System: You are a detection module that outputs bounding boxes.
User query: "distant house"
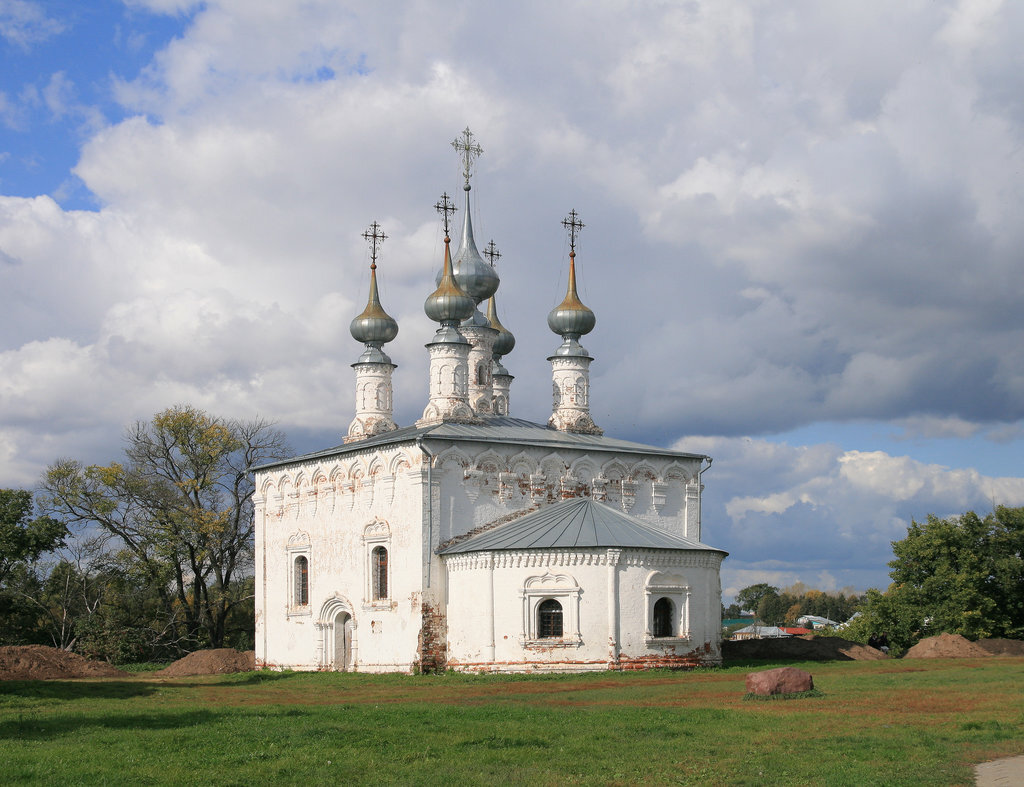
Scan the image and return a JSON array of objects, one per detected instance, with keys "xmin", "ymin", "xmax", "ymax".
[
  {"xmin": 780, "ymin": 627, "xmax": 813, "ymax": 636},
  {"xmin": 796, "ymin": 615, "xmax": 839, "ymax": 630},
  {"xmin": 731, "ymin": 624, "xmax": 791, "ymax": 640}
]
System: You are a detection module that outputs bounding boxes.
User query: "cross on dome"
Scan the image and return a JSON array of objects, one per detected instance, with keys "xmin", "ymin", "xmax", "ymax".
[
  {"xmin": 483, "ymin": 240, "xmax": 501, "ymax": 268},
  {"xmin": 561, "ymin": 209, "xmax": 584, "ymax": 254},
  {"xmin": 361, "ymin": 221, "xmax": 387, "ymax": 269},
  {"xmin": 452, "ymin": 126, "xmax": 483, "ymax": 188},
  {"xmin": 434, "ymin": 191, "xmax": 457, "ymax": 236}
]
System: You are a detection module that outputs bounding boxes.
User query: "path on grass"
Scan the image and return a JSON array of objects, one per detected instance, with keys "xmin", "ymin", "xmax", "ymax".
[{"xmin": 975, "ymin": 754, "xmax": 1024, "ymax": 786}]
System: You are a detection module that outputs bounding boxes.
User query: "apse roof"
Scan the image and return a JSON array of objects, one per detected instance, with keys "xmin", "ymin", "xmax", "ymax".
[
  {"xmin": 253, "ymin": 417, "xmax": 708, "ymax": 472},
  {"xmin": 437, "ymin": 497, "xmax": 727, "ymax": 555}
]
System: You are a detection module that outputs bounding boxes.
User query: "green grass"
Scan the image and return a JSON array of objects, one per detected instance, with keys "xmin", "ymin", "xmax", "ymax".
[{"xmin": 2, "ymin": 658, "xmax": 1023, "ymax": 785}]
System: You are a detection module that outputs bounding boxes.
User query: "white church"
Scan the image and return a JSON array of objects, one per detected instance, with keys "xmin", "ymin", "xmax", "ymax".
[{"xmin": 253, "ymin": 130, "xmax": 726, "ymax": 673}]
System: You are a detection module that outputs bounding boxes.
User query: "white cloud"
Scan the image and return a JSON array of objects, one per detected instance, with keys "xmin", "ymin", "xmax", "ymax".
[
  {"xmin": 681, "ymin": 433, "xmax": 1024, "ymax": 595},
  {"xmin": 0, "ymin": 0, "xmax": 64, "ymax": 50},
  {"xmin": 0, "ymin": 1, "xmax": 1023, "ymax": 613}
]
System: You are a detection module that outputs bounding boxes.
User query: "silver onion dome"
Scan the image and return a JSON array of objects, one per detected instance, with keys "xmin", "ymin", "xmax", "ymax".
[
  {"xmin": 351, "ymin": 265, "xmax": 399, "ymax": 346},
  {"xmin": 425, "ymin": 234, "xmax": 476, "ymax": 329},
  {"xmin": 547, "ymin": 249, "xmax": 596, "ymax": 340},
  {"xmin": 486, "ymin": 295, "xmax": 515, "ymax": 358},
  {"xmin": 439, "ymin": 185, "xmax": 500, "ymax": 306}
]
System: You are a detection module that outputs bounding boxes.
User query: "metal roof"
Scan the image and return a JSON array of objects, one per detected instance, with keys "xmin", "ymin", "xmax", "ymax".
[
  {"xmin": 254, "ymin": 417, "xmax": 708, "ymax": 472},
  {"xmin": 438, "ymin": 497, "xmax": 727, "ymax": 555}
]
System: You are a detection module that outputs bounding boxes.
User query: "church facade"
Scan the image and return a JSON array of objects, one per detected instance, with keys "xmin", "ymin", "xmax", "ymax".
[{"xmin": 253, "ymin": 131, "xmax": 726, "ymax": 672}]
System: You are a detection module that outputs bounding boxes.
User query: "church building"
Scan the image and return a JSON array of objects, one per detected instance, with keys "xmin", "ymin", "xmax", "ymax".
[{"xmin": 253, "ymin": 130, "xmax": 727, "ymax": 672}]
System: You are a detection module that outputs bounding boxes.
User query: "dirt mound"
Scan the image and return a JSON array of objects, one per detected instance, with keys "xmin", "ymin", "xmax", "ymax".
[
  {"xmin": 723, "ymin": 636, "xmax": 886, "ymax": 662},
  {"xmin": 0, "ymin": 645, "xmax": 125, "ymax": 680},
  {"xmin": 906, "ymin": 633, "xmax": 1007, "ymax": 659},
  {"xmin": 155, "ymin": 648, "xmax": 255, "ymax": 677},
  {"xmin": 975, "ymin": 638, "xmax": 1024, "ymax": 656}
]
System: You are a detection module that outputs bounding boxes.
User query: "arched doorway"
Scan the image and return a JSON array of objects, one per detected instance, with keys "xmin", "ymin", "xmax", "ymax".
[{"xmin": 334, "ymin": 611, "xmax": 352, "ymax": 671}]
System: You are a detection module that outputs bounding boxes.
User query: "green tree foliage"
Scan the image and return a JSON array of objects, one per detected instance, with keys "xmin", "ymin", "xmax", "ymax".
[
  {"xmin": 42, "ymin": 405, "xmax": 290, "ymax": 652},
  {"xmin": 731, "ymin": 582, "xmax": 863, "ymax": 628},
  {"xmin": 735, "ymin": 583, "xmax": 779, "ymax": 615},
  {"xmin": 0, "ymin": 490, "xmax": 67, "ymax": 645},
  {"xmin": 756, "ymin": 591, "xmax": 788, "ymax": 626},
  {"xmin": 858, "ymin": 506, "xmax": 1024, "ymax": 648},
  {"xmin": 0, "ymin": 489, "xmax": 66, "ymax": 586}
]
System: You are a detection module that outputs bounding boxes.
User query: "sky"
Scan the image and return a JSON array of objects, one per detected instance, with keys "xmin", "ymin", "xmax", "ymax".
[{"xmin": 2, "ymin": 0, "xmax": 1023, "ymax": 602}]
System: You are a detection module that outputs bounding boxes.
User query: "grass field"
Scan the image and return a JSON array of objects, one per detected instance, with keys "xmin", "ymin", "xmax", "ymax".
[{"xmin": 2, "ymin": 658, "xmax": 1023, "ymax": 785}]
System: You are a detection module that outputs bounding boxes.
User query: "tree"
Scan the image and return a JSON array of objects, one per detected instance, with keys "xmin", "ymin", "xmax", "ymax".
[
  {"xmin": 857, "ymin": 506, "xmax": 1024, "ymax": 649},
  {"xmin": 42, "ymin": 406, "xmax": 290, "ymax": 651},
  {"xmin": 0, "ymin": 490, "xmax": 67, "ymax": 646},
  {"xmin": 756, "ymin": 592, "xmax": 788, "ymax": 626},
  {"xmin": 0, "ymin": 489, "xmax": 66, "ymax": 587},
  {"xmin": 735, "ymin": 583, "xmax": 780, "ymax": 616}
]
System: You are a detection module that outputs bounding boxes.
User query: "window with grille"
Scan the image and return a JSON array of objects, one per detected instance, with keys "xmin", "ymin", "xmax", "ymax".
[
  {"xmin": 294, "ymin": 555, "xmax": 309, "ymax": 606},
  {"xmin": 653, "ymin": 597, "xmax": 673, "ymax": 637},
  {"xmin": 537, "ymin": 598, "xmax": 563, "ymax": 638},
  {"xmin": 371, "ymin": 546, "xmax": 388, "ymax": 600}
]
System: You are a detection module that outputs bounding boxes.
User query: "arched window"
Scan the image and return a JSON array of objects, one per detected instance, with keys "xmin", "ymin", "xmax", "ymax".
[
  {"xmin": 653, "ymin": 597, "xmax": 673, "ymax": 637},
  {"xmin": 538, "ymin": 599, "xmax": 563, "ymax": 638},
  {"xmin": 294, "ymin": 555, "xmax": 309, "ymax": 606},
  {"xmin": 371, "ymin": 546, "xmax": 388, "ymax": 600}
]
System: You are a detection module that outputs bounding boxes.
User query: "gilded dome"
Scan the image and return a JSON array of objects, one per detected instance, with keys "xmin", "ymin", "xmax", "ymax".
[{"xmin": 547, "ymin": 251, "xmax": 596, "ymax": 338}]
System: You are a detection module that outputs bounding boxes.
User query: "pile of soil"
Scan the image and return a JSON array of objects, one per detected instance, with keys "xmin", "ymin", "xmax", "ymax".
[
  {"xmin": 905, "ymin": 633, "xmax": 1004, "ymax": 659},
  {"xmin": 723, "ymin": 635, "xmax": 886, "ymax": 662},
  {"xmin": 0, "ymin": 645, "xmax": 125, "ymax": 680},
  {"xmin": 155, "ymin": 648, "xmax": 255, "ymax": 677},
  {"xmin": 975, "ymin": 638, "xmax": 1024, "ymax": 657}
]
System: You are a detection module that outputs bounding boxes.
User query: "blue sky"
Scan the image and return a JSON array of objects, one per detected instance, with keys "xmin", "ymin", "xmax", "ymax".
[
  {"xmin": 2, "ymin": 0, "xmax": 1023, "ymax": 601},
  {"xmin": 1, "ymin": 1, "xmax": 189, "ymax": 207}
]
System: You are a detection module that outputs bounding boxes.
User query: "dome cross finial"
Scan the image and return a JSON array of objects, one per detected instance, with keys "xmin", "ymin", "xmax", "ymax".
[
  {"xmin": 361, "ymin": 221, "xmax": 387, "ymax": 270},
  {"xmin": 483, "ymin": 239, "xmax": 501, "ymax": 268},
  {"xmin": 452, "ymin": 126, "xmax": 483, "ymax": 189},
  {"xmin": 561, "ymin": 209, "xmax": 584, "ymax": 254},
  {"xmin": 434, "ymin": 191, "xmax": 457, "ymax": 237}
]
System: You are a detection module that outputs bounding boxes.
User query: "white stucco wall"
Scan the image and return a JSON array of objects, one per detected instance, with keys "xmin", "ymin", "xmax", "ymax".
[
  {"xmin": 253, "ymin": 432, "xmax": 720, "ymax": 673},
  {"xmin": 443, "ymin": 548, "xmax": 724, "ymax": 672},
  {"xmin": 254, "ymin": 444, "xmax": 432, "ymax": 672}
]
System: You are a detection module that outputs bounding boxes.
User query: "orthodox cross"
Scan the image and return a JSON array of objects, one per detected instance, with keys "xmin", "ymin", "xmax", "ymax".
[
  {"xmin": 561, "ymin": 209, "xmax": 584, "ymax": 254},
  {"xmin": 434, "ymin": 191, "xmax": 457, "ymax": 236},
  {"xmin": 362, "ymin": 221, "xmax": 387, "ymax": 269},
  {"xmin": 452, "ymin": 126, "xmax": 483, "ymax": 187},
  {"xmin": 483, "ymin": 240, "xmax": 501, "ymax": 268}
]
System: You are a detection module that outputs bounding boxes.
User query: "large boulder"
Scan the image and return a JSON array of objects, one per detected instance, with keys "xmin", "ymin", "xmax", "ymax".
[{"xmin": 746, "ymin": 666, "xmax": 814, "ymax": 696}]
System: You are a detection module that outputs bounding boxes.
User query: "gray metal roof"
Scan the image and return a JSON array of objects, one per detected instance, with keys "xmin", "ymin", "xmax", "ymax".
[
  {"xmin": 254, "ymin": 417, "xmax": 708, "ymax": 472},
  {"xmin": 438, "ymin": 497, "xmax": 727, "ymax": 555}
]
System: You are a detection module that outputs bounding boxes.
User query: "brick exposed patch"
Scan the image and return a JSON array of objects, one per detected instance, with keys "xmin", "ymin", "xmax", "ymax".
[{"xmin": 416, "ymin": 601, "xmax": 447, "ymax": 673}]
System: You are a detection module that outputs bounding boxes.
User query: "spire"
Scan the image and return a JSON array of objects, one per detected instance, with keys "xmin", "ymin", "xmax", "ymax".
[
  {"xmin": 547, "ymin": 210, "xmax": 601, "ymax": 435},
  {"xmin": 547, "ymin": 210, "xmax": 596, "ymax": 353},
  {"xmin": 347, "ymin": 221, "xmax": 399, "ymax": 441},
  {"xmin": 350, "ymin": 221, "xmax": 399, "ymax": 363},
  {"xmin": 444, "ymin": 127, "xmax": 499, "ymax": 317},
  {"xmin": 424, "ymin": 192, "xmax": 476, "ymax": 336}
]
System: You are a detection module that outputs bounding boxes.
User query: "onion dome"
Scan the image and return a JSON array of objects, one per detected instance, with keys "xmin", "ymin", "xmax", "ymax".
[
  {"xmin": 446, "ymin": 185, "xmax": 500, "ymax": 306},
  {"xmin": 425, "ymin": 231, "xmax": 476, "ymax": 333},
  {"xmin": 547, "ymin": 248, "xmax": 596, "ymax": 340},
  {"xmin": 486, "ymin": 295, "xmax": 515, "ymax": 358},
  {"xmin": 351, "ymin": 223, "xmax": 399, "ymax": 363}
]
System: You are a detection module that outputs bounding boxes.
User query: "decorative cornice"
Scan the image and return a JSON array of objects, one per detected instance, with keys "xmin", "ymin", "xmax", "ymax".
[{"xmin": 443, "ymin": 548, "xmax": 723, "ymax": 572}]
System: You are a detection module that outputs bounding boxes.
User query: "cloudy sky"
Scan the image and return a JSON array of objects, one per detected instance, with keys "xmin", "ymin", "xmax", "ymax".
[{"xmin": 3, "ymin": 0, "xmax": 1023, "ymax": 601}]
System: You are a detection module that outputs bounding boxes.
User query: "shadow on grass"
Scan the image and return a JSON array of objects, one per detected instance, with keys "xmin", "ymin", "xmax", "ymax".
[
  {"xmin": 0, "ymin": 707, "xmax": 227, "ymax": 741},
  {"xmin": 0, "ymin": 680, "xmax": 160, "ymax": 701},
  {"xmin": 142, "ymin": 670, "xmax": 308, "ymax": 688}
]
